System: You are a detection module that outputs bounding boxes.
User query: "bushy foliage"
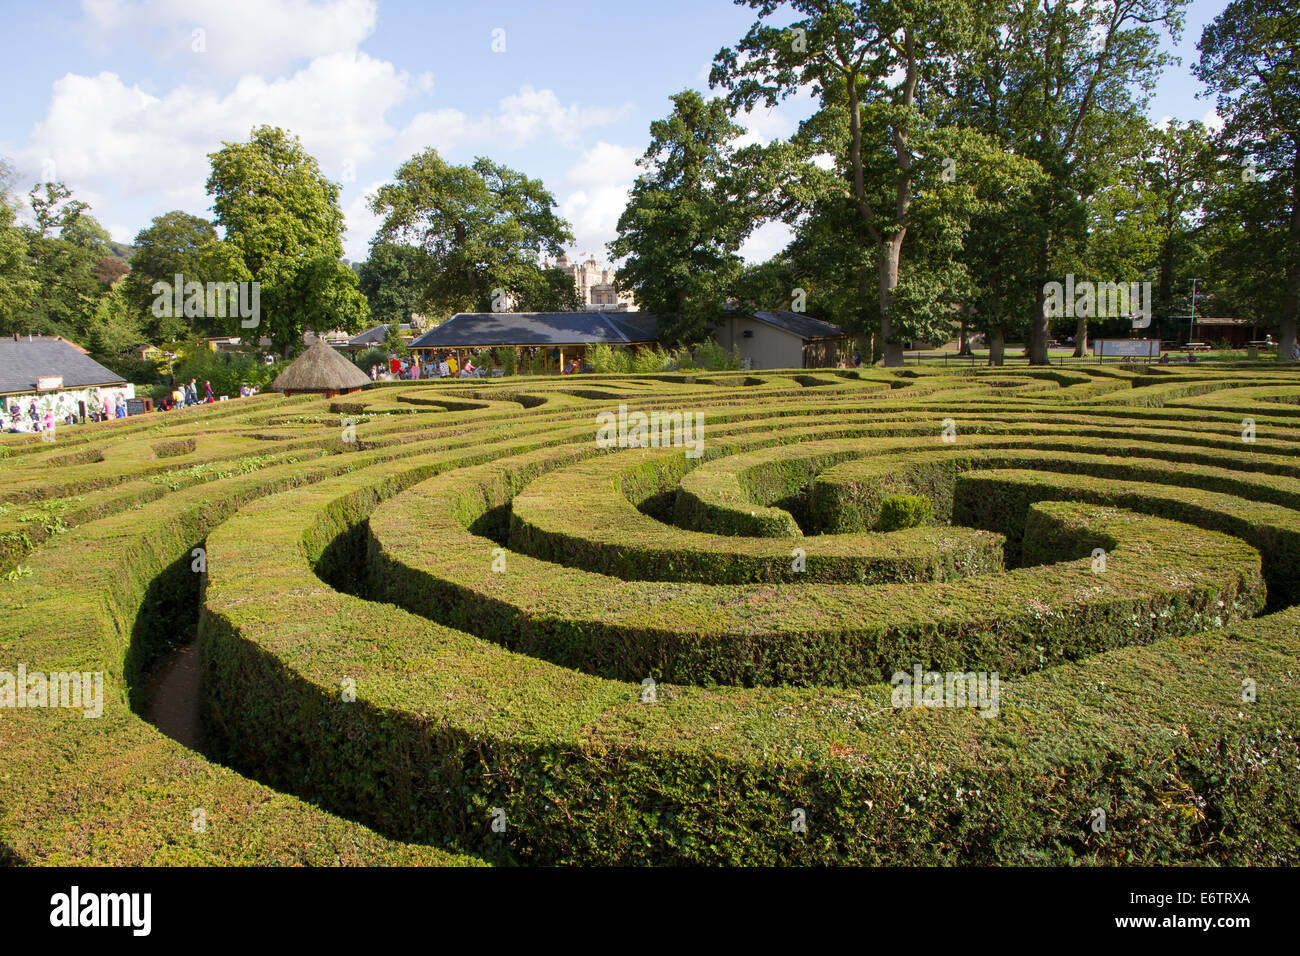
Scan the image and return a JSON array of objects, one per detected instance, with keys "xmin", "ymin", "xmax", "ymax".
[
  {"xmin": 172, "ymin": 346, "xmax": 280, "ymax": 398},
  {"xmin": 876, "ymin": 493, "xmax": 935, "ymax": 532},
  {"xmin": 354, "ymin": 346, "xmax": 388, "ymax": 373}
]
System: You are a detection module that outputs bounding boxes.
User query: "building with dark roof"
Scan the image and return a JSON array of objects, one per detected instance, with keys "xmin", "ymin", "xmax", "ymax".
[
  {"xmin": 713, "ymin": 310, "xmax": 851, "ymax": 369},
  {"xmin": 1190, "ymin": 317, "xmax": 1257, "ymax": 349},
  {"xmin": 410, "ymin": 312, "xmax": 657, "ymax": 350},
  {"xmin": 0, "ymin": 336, "xmax": 135, "ymax": 429},
  {"xmin": 346, "ymin": 323, "xmax": 411, "ymax": 351},
  {"xmin": 409, "ymin": 311, "xmax": 658, "ymax": 371}
]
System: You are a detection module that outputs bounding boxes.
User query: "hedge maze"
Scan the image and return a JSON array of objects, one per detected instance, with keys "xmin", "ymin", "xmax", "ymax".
[{"xmin": 2, "ymin": 365, "xmax": 1299, "ymax": 865}]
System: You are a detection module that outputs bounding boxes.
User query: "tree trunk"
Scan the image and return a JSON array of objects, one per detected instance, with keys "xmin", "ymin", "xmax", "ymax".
[
  {"xmin": 988, "ymin": 325, "xmax": 1005, "ymax": 366},
  {"xmin": 1029, "ymin": 224, "xmax": 1051, "ymax": 365},
  {"xmin": 879, "ymin": 235, "xmax": 905, "ymax": 367},
  {"xmin": 959, "ymin": 315, "xmax": 972, "ymax": 356},
  {"xmin": 1072, "ymin": 313, "xmax": 1088, "ymax": 358}
]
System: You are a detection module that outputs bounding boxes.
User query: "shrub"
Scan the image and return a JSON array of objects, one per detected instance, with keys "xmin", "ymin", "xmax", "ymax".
[
  {"xmin": 586, "ymin": 343, "xmax": 631, "ymax": 374},
  {"xmin": 876, "ymin": 493, "xmax": 933, "ymax": 531}
]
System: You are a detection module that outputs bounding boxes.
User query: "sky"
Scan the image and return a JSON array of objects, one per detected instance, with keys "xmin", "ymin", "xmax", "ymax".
[{"xmin": 0, "ymin": 0, "xmax": 1231, "ymax": 266}]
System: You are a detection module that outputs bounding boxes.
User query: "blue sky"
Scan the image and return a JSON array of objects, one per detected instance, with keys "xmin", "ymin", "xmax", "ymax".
[{"xmin": 0, "ymin": 0, "xmax": 1230, "ymax": 264}]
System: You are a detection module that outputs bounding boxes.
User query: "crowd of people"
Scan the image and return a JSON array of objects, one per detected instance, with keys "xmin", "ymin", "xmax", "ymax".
[
  {"xmin": 1, "ymin": 393, "xmax": 129, "ymax": 433},
  {"xmin": 0, "ymin": 376, "xmax": 267, "ymax": 433},
  {"xmin": 369, "ymin": 352, "xmax": 488, "ymax": 381},
  {"xmin": 160, "ymin": 378, "xmax": 231, "ymax": 410},
  {"xmin": 367, "ymin": 349, "xmax": 593, "ymax": 381}
]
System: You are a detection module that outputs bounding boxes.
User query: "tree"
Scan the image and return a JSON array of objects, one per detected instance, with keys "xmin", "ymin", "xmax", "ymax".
[
  {"xmin": 1073, "ymin": 119, "xmax": 1215, "ymax": 349},
  {"xmin": 609, "ymin": 90, "xmax": 754, "ymax": 346},
  {"xmin": 124, "ymin": 211, "xmax": 248, "ymax": 342},
  {"xmin": 11, "ymin": 187, "xmax": 110, "ymax": 339},
  {"xmin": 1199, "ymin": 152, "xmax": 1289, "ymax": 332},
  {"xmin": 0, "ymin": 161, "xmax": 36, "ymax": 327},
  {"xmin": 713, "ymin": 0, "xmax": 1017, "ymax": 365},
  {"xmin": 383, "ymin": 320, "xmax": 408, "ymax": 357},
  {"xmin": 1195, "ymin": 0, "xmax": 1300, "ymax": 360},
  {"xmin": 207, "ymin": 126, "xmax": 369, "ymax": 350},
  {"xmin": 512, "ymin": 265, "xmax": 584, "ymax": 313},
  {"xmin": 369, "ymin": 150, "xmax": 573, "ymax": 317},
  {"xmin": 952, "ymin": 0, "xmax": 1188, "ymax": 364},
  {"xmin": 28, "ymin": 182, "xmax": 88, "ymax": 239},
  {"xmin": 85, "ymin": 285, "xmax": 145, "ymax": 356},
  {"xmin": 357, "ymin": 242, "xmax": 425, "ymax": 326}
]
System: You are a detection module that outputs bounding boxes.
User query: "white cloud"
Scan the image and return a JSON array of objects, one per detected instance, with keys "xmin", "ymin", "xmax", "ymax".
[
  {"xmin": 739, "ymin": 220, "xmax": 792, "ymax": 264},
  {"xmin": 394, "ymin": 85, "xmax": 632, "ymax": 158},
  {"xmin": 342, "ymin": 178, "xmax": 388, "ymax": 261},
  {"xmin": 1201, "ymin": 108, "xmax": 1224, "ymax": 133},
  {"xmin": 18, "ymin": 51, "xmax": 415, "ymax": 230},
  {"xmin": 81, "ymin": 0, "xmax": 378, "ymax": 76},
  {"xmin": 557, "ymin": 142, "xmax": 640, "ymax": 259}
]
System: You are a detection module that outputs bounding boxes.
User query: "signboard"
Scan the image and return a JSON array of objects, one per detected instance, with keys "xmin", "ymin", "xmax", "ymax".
[
  {"xmin": 1092, "ymin": 339, "xmax": 1160, "ymax": 358},
  {"xmin": 36, "ymin": 376, "xmax": 63, "ymax": 390},
  {"xmin": 125, "ymin": 398, "xmax": 153, "ymax": 416}
]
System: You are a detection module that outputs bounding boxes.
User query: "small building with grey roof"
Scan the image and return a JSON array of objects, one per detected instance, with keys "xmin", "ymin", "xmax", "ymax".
[
  {"xmin": 0, "ymin": 335, "xmax": 135, "ymax": 429},
  {"xmin": 712, "ymin": 310, "xmax": 851, "ymax": 370}
]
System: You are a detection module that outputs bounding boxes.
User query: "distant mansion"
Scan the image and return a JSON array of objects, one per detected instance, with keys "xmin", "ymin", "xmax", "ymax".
[{"xmin": 547, "ymin": 253, "xmax": 637, "ymax": 311}]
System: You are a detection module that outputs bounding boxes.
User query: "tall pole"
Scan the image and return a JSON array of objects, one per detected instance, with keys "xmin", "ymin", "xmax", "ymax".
[{"xmin": 1189, "ymin": 278, "xmax": 1198, "ymax": 345}]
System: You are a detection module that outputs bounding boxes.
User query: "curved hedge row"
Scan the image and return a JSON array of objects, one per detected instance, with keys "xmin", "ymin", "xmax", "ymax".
[{"xmin": 5, "ymin": 365, "xmax": 1299, "ymax": 865}]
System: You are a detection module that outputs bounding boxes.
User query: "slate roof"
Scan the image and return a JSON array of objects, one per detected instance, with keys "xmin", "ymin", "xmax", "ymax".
[
  {"xmin": 0, "ymin": 336, "xmax": 128, "ymax": 396},
  {"xmin": 748, "ymin": 310, "xmax": 847, "ymax": 340},
  {"xmin": 348, "ymin": 323, "xmax": 410, "ymax": 347},
  {"xmin": 409, "ymin": 312, "xmax": 658, "ymax": 349}
]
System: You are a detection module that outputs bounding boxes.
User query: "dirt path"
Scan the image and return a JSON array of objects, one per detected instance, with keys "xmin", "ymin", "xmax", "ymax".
[{"xmin": 143, "ymin": 641, "xmax": 204, "ymax": 752}]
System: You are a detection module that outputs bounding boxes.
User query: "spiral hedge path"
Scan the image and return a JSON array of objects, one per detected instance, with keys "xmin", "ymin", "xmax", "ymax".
[{"xmin": 2, "ymin": 365, "xmax": 1299, "ymax": 865}]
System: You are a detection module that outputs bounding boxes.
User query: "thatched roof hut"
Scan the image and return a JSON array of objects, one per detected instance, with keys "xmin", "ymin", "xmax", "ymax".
[{"xmin": 272, "ymin": 340, "xmax": 371, "ymax": 397}]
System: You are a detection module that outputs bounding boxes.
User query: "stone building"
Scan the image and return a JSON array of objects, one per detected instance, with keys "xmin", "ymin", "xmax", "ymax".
[{"xmin": 547, "ymin": 253, "xmax": 637, "ymax": 311}]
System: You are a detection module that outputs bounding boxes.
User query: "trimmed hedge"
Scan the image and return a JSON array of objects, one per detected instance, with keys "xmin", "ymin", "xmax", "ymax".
[{"xmin": 6, "ymin": 366, "xmax": 1300, "ymax": 866}]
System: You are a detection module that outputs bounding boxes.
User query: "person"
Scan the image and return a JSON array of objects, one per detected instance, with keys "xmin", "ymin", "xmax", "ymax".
[
  {"xmin": 43, "ymin": 411, "xmax": 55, "ymax": 434},
  {"xmin": 459, "ymin": 359, "xmax": 475, "ymax": 379},
  {"xmin": 447, "ymin": 354, "xmax": 459, "ymax": 377},
  {"xmin": 1292, "ymin": 341, "xmax": 1300, "ymax": 361},
  {"xmin": 1159, "ymin": 352, "xmax": 1170, "ymax": 364},
  {"xmin": 115, "ymin": 396, "xmax": 127, "ymax": 418},
  {"xmin": 102, "ymin": 395, "xmax": 113, "ymax": 420},
  {"xmin": 370, "ymin": 364, "xmax": 378, "ymax": 381},
  {"xmin": 566, "ymin": 358, "xmax": 580, "ymax": 375},
  {"xmin": 852, "ymin": 350, "xmax": 862, "ymax": 368},
  {"xmin": 173, "ymin": 385, "xmax": 185, "ymax": 408},
  {"xmin": 204, "ymin": 380, "xmax": 214, "ymax": 403},
  {"xmin": 187, "ymin": 379, "xmax": 198, "ymax": 404},
  {"xmin": 1186, "ymin": 351, "xmax": 1197, "ymax": 363},
  {"xmin": 437, "ymin": 356, "xmax": 450, "ymax": 378},
  {"xmin": 1265, "ymin": 333, "xmax": 1275, "ymax": 346},
  {"xmin": 389, "ymin": 354, "xmax": 401, "ymax": 375}
]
